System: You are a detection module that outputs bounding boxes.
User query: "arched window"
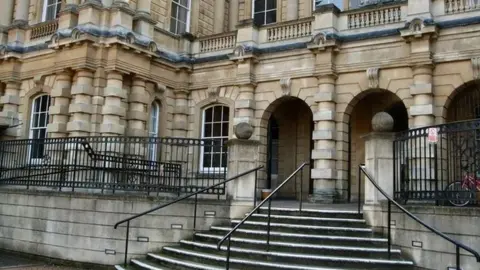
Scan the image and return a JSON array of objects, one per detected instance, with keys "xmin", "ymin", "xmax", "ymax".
[
  {"xmin": 148, "ymin": 101, "xmax": 161, "ymax": 161},
  {"xmin": 29, "ymin": 95, "xmax": 51, "ymax": 160},
  {"xmin": 201, "ymin": 105, "xmax": 229, "ymax": 172}
]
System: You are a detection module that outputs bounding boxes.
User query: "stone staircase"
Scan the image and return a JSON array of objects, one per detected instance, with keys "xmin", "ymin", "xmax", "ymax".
[{"xmin": 115, "ymin": 207, "xmax": 415, "ymax": 270}]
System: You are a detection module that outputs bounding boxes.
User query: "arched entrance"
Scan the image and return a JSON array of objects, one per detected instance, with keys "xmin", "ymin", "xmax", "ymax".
[
  {"xmin": 347, "ymin": 90, "xmax": 408, "ymax": 202},
  {"xmin": 446, "ymin": 81, "xmax": 480, "ymax": 122},
  {"xmin": 262, "ymin": 97, "xmax": 313, "ymax": 200}
]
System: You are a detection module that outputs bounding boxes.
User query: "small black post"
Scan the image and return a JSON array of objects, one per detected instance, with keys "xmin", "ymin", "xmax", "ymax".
[
  {"xmin": 72, "ymin": 139, "xmax": 79, "ymax": 192},
  {"xmin": 194, "ymin": 194, "xmax": 198, "ymax": 231},
  {"xmin": 358, "ymin": 166, "xmax": 362, "ymax": 214},
  {"xmin": 267, "ymin": 199, "xmax": 272, "ymax": 251},
  {"xmin": 299, "ymin": 166, "xmax": 303, "ymax": 212},
  {"xmin": 456, "ymin": 245, "xmax": 460, "ymax": 270},
  {"xmin": 124, "ymin": 221, "xmax": 130, "ymax": 267},
  {"xmin": 388, "ymin": 200, "xmax": 391, "ymax": 259},
  {"xmin": 225, "ymin": 236, "xmax": 231, "ymax": 270},
  {"xmin": 254, "ymin": 169, "xmax": 258, "ymax": 208}
]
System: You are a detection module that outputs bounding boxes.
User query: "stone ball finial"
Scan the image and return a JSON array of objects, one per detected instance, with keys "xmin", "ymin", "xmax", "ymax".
[
  {"xmin": 234, "ymin": 122, "xmax": 254, "ymax": 139},
  {"xmin": 371, "ymin": 112, "xmax": 394, "ymax": 132}
]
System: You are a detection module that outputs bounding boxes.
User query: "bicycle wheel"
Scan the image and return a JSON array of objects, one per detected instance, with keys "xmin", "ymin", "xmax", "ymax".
[{"xmin": 445, "ymin": 181, "xmax": 474, "ymax": 207}]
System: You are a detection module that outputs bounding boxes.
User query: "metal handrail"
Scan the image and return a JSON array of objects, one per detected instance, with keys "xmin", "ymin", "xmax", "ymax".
[
  {"xmin": 217, "ymin": 162, "xmax": 309, "ymax": 269},
  {"xmin": 359, "ymin": 164, "xmax": 480, "ymax": 269},
  {"xmin": 113, "ymin": 165, "xmax": 264, "ymax": 267}
]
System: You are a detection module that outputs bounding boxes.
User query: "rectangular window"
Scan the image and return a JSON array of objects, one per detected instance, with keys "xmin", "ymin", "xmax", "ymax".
[
  {"xmin": 170, "ymin": 0, "xmax": 191, "ymax": 34},
  {"xmin": 253, "ymin": 0, "xmax": 277, "ymax": 26},
  {"xmin": 42, "ymin": 0, "xmax": 62, "ymax": 22},
  {"xmin": 201, "ymin": 105, "xmax": 229, "ymax": 172}
]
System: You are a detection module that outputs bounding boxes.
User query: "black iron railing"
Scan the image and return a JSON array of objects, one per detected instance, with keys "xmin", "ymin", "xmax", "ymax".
[
  {"xmin": 113, "ymin": 165, "xmax": 264, "ymax": 267},
  {"xmin": 217, "ymin": 162, "xmax": 309, "ymax": 269},
  {"xmin": 358, "ymin": 165, "xmax": 480, "ymax": 269},
  {"xmin": 0, "ymin": 136, "xmax": 227, "ymax": 195},
  {"xmin": 393, "ymin": 119, "xmax": 480, "ymax": 205}
]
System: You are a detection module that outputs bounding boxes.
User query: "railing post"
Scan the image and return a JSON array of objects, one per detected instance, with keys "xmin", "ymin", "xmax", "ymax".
[
  {"xmin": 267, "ymin": 198, "xmax": 272, "ymax": 251},
  {"xmin": 194, "ymin": 194, "xmax": 198, "ymax": 231},
  {"xmin": 388, "ymin": 200, "xmax": 391, "ymax": 259},
  {"xmin": 358, "ymin": 166, "xmax": 362, "ymax": 214},
  {"xmin": 72, "ymin": 139, "xmax": 79, "ymax": 192},
  {"xmin": 124, "ymin": 220, "xmax": 130, "ymax": 267},
  {"xmin": 226, "ymin": 235, "xmax": 231, "ymax": 270},
  {"xmin": 254, "ymin": 169, "xmax": 258, "ymax": 208},
  {"xmin": 456, "ymin": 245, "xmax": 460, "ymax": 270},
  {"xmin": 300, "ymin": 166, "xmax": 303, "ymax": 212}
]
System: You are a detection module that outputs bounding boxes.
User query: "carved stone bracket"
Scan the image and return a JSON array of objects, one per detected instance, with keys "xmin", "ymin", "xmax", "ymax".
[
  {"xmin": 307, "ymin": 32, "xmax": 341, "ymax": 53},
  {"xmin": 367, "ymin": 67, "xmax": 380, "ymax": 89},
  {"xmin": 207, "ymin": 86, "xmax": 221, "ymax": 98},
  {"xmin": 229, "ymin": 44, "xmax": 257, "ymax": 63},
  {"xmin": 472, "ymin": 57, "xmax": 480, "ymax": 80},
  {"xmin": 400, "ymin": 18, "xmax": 438, "ymax": 42},
  {"xmin": 156, "ymin": 83, "xmax": 166, "ymax": 93},
  {"xmin": 33, "ymin": 74, "xmax": 46, "ymax": 87},
  {"xmin": 280, "ymin": 78, "xmax": 292, "ymax": 96}
]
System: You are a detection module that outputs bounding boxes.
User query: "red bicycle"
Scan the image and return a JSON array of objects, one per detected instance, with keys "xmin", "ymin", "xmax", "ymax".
[{"xmin": 445, "ymin": 169, "xmax": 480, "ymax": 207}]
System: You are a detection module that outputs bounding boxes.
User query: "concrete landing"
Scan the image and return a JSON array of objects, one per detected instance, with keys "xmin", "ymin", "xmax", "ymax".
[
  {"xmin": 0, "ymin": 252, "xmax": 83, "ymax": 270},
  {"xmin": 265, "ymin": 200, "xmax": 361, "ymax": 212}
]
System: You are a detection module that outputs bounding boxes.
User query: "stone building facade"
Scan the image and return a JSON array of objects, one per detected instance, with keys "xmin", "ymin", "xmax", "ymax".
[{"xmin": 0, "ymin": 0, "xmax": 479, "ymax": 202}]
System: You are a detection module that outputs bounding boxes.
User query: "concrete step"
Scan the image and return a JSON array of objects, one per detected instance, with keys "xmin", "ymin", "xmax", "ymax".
[
  {"xmin": 192, "ymin": 233, "xmax": 403, "ymax": 259},
  {"xmin": 258, "ymin": 207, "xmax": 363, "ymax": 219},
  {"xmin": 209, "ymin": 226, "xmax": 388, "ymax": 247},
  {"xmin": 247, "ymin": 213, "xmax": 369, "ymax": 227},
  {"xmin": 161, "ymin": 245, "xmax": 414, "ymax": 270},
  {"xmin": 229, "ymin": 220, "xmax": 376, "ymax": 237}
]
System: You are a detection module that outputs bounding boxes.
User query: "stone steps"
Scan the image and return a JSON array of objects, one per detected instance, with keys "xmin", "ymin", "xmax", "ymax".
[{"xmin": 115, "ymin": 207, "xmax": 415, "ymax": 270}]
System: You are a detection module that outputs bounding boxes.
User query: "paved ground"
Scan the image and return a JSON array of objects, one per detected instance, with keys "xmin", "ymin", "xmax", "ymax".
[{"xmin": 0, "ymin": 253, "xmax": 86, "ymax": 270}]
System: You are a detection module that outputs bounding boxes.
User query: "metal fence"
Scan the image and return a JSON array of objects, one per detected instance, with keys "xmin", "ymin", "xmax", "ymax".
[
  {"xmin": 393, "ymin": 119, "xmax": 480, "ymax": 205},
  {"xmin": 0, "ymin": 136, "xmax": 227, "ymax": 195}
]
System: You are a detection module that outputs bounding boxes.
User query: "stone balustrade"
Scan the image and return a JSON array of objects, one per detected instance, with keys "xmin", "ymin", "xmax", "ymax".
[
  {"xmin": 30, "ymin": 20, "xmax": 59, "ymax": 40},
  {"xmin": 445, "ymin": 0, "xmax": 480, "ymax": 14},
  {"xmin": 265, "ymin": 18, "xmax": 313, "ymax": 42},
  {"xmin": 347, "ymin": 4, "xmax": 404, "ymax": 29},
  {"xmin": 198, "ymin": 32, "xmax": 237, "ymax": 53}
]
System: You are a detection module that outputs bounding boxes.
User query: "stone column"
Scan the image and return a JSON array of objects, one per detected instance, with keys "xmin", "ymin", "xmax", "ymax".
[
  {"xmin": 410, "ymin": 65, "xmax": 434, "ymax": 128},
  {"xmin": 234, "ymin": 84, "xmax": 255, "ymax": 128},
  {"xmin": 127, "ymin": 77, "xmax": 148, "ymax": 137},
  {"xmin": 0, "ymin": 0, "xmax": 14, "ymax": 27},
  {"xmin": 133, "ymin": 0, "xmax": 155, "ymax": 37},
  {"xmin": 286, "ymin": 0, "xmax": 298, "ymax": 21},
  {"xmin": 101, "ymin": 71, "xmax": 126, "ymax": 136},
  {"xmin": 58, "ymin": 0, "xmax": 80, "ymax": 29},
  {"xmin": 136, "ymin": 0, "xmax": 150, "ymax": 14},
  {"xmin": 214, "ymin": 0, "xmax": 226, "ymax": 33},
  {"xmin": 0, "ymin": 81, "xmax": 21, "ymax": 138},
  {"xmin": 13, "ymin": 0, "xmax": 29, "ymax": 26},
  {"xmin": 48, "ymin": 72, "xmax": 73, "ymax": 138},
  {"xmin": 229, "ymin": 0, "xmax": 239, "ymax": 31},
  {"xmin": 67, "ymin": 70, "xmax": 94, "ymax": 137},
  {"xmin": 311, "ymin": 75, "xmax": 337, "ymax": 203},
  {"xmin": 173, "ymin": 89, "xmax": 189, "ymax": 138}
]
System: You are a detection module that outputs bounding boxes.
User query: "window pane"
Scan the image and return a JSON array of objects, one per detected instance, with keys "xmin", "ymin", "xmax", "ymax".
[
  {"xmin": 170, "ymin": 18, "xmax": 177, "ymax": 33},
  {"xmin": 180, "ymin": 0, "xmax": 189, "ymax": 7},
  {"xmin": 205, "ymin": 107, "xmax": 213, "ymax": 122},
  {"xmin": 255, "ymin": 0, "xmax": 266, "ymax": 12},
  {"xmin": 213, "ymin": 123, "xmax": 222, "ymax": 137},
  {"xmin": 222, "ymin": 123, "xmax": 229, "ymax": 136},
  {"xmin": 222, "ymin": 107, "xmax": 229, "ymax": 121},
  {"xmin": 177, "ymin": 22, "xmax": 187, "ymax": 34},
  {"xmin": 212, "ymin": 153, "xmax": 221, "ymax": 167},
  {"xmin": 171, "ymin": 2, "xmax": 178, "ymax": 16},
  {"xmin": 221, "ymin": 153, "xmax": 228, "ymax": 168},
  {"xmin": 254, "ymin": 13, "xmax": 265, "ymax": 25},
  {"xmin": 178, "ymin": 7, "xmax": 188, "ymax": 23},
  {"xmin": 48, "ymin": 0, "xmax": 56, "ymax": 5},
  {"xmin": 46, "ymin": 6, "xmax": 55, "ymax": 21},
  {"xmin": 33, "ymin": 114, "xmax": 40, "ymax": 128},
  {"xmin": 266, "ymin": 0, "xmax": 276, "ymax": 10},
  {"xmin": 204, "ymin": 123, "xmax": 212, "ymax": 137},
  {"xmin": 39, "ymin": 113, "xmax": 47, "ymax": 127},
  {"xmin": 266, "ymin": 10, "xmax": 276, "ymax": 24},
  {"xmin": 40, "ymin": 96, "xmax": 49, "ymax": 111},
  {"xmin": 203, "ymin": 153, "xmax": 211, "ymax": 167},
  {"xmin": 213, "ymin": 106, "xmax": 222, "ymax": 121}
]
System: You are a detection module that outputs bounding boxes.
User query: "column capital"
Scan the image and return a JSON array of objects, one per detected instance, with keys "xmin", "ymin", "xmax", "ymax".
[{"xmin": 173, "ymin": 89, "xmax": 189, "ymax": 97}]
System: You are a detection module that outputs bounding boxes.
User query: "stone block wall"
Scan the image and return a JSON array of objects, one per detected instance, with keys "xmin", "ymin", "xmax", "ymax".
[
  {"xmin": 0, "ymin": 189, "xmax": 248, "ymax": 266},
  {"xmin": 364, "ymin": 203, "xmax": 480, "ymax": 270}
]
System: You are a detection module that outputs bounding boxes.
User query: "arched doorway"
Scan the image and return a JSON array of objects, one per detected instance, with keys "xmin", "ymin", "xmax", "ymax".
[
  {"xmin": 262, "ymin": 97, "xmax": 314, "ymax": 200},
  {"xmin": 446, "ymin": 81, "xmax": 480, "ymax": 122},
  {"xmin": 347, "ymin": 90, "xmax": 408, "ymax": 202}
]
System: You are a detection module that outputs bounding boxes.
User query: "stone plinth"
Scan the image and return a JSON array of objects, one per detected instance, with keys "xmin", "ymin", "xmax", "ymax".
[
  {"xmin": 362, "ymin": 132, "xmax": 395, "ymax": 205},
  {"xmin": 226, "ymin": 139, "xmax": 261, "ymax": 201}
]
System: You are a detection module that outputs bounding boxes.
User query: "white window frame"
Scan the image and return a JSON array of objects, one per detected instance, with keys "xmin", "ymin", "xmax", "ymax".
[
  {"xmin": 28, "ymin": 95, "xmax": 51, "ymax": 164},
  {"xmin": 42, "ymin": 0, "xmax": 62, "ymax": 22},
  {"xmin": 252, "ymin": 0, "xmax": 277, "ymax": 26},
  {"xmin": 148, "ymin": 101, "xmax": 161, "ymax": 162},
  {"xmin": 170, "ymin": 0, "xmax": 192, "ymax": 34},
  {"xmin": 200, "ymin": 105, "xmax": 229, "ymax": 173}
]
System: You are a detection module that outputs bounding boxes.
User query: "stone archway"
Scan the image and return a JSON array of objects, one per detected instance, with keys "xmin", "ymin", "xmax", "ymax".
[
  {"xmin": 445, "ymin": 80, "xmax": 480, "ymax": 122},
  {"xmin": 345, "ymin": 89, "xmax": 409, "ymax": 202},
  {"xmin": 260, "ymin": 96, "xmax": 314, "ymax": 200}
]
